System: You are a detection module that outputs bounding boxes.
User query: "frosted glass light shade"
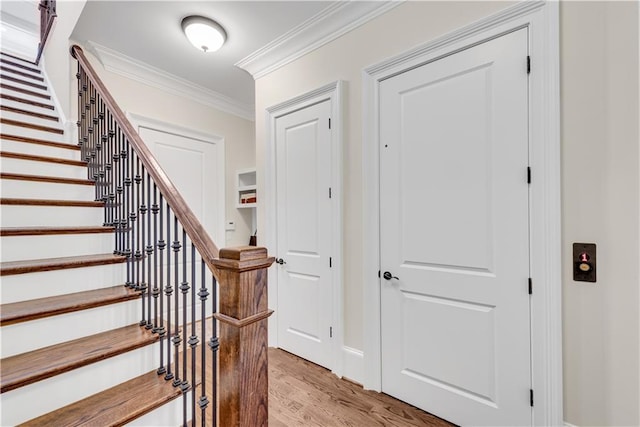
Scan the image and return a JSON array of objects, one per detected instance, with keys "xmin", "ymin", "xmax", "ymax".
[{"xmin": 181, "ymin": 16, "xmax": 226, "ymax": 53}]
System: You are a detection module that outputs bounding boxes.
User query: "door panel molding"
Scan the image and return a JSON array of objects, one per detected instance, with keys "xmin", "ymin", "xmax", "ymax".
[
  {"xmin": 127, "ymin": 112, "xmax": 226, "ymax": 247},
  {"xmin": 265, "ymin": 81, "xmax": 344, "ymax": 376},
  {"xmin": 362, "ymin": 2, "xmax": 561, "ymax": 426}
]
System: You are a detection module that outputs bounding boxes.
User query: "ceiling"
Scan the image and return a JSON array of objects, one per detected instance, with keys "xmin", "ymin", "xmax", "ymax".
[{"xmin": 71, "ymin": 1, "xmax": 334, "ymax": 112}]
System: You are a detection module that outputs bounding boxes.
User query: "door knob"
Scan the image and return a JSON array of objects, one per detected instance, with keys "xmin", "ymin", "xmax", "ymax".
[
  {"xmin": 382, "ymin": 271, "xmax": 399, "ymax": 281},
  {"xmin": 275, "ymin": 258, "xmax": 286, "ymax": 265}
]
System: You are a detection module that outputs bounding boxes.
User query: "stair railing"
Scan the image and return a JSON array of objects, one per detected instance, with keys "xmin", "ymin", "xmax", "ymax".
[
  {"xmin": 35, "ymin": 0, "xmax": 56, "ymax": 64},
  {"xmin": 71, "ymin": 45, "xmax": 273, "ymax": 427}
]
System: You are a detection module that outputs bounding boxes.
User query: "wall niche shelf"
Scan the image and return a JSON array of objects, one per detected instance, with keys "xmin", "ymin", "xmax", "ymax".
[{"xmin": 236, "ymin": 168, "xmax": 257, "ymax": 209}]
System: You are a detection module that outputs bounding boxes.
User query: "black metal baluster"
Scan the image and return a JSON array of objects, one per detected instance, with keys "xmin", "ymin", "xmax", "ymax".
[
  {"xmin": 151, "ymin": 185, "xmax": 159, "ymax": 333},
  {"xmin": 146, "ymin": 172, "xmax": 153, "ymax": 330},
  {"xmin": 139, "ymin": 163, "xmax": 147, "ymax": 326},
  {"xmin": 164, "ymin": 205, "xmax": 174, "ymax": 382},
  {"xmin": 181, "ymin": 230, "xmax": 189, "ymax": 390},
  {"xmin": 172, "ymin": 217, "xmax": 182, "ymax": 388},
  {"xmin": 120, "ymin": 131, "xmax": 128, "ymax": 257},
  {"xmin": 124, "ymin": 140, "xmax": 133, "ymax": 288},
  {"xmin": 198, "ymin": 259, "xmax": 209, "ymax": 426},
  {"xmin": 107, "ymin": 112, "xmax": 116, "ymax": 231},
  {"xmin": 189, "ymin": 244, "xmax": 198, "ymax": 426},
  {"xmin": 76, "ymin": 64, "xmax": 84, "ymax": 160},
  {"xmin": 157, "ymin": 193, "xmax": 167, "ymax": 375},
  {"xmin": 209, "ymin": 273, "xmax": 219, "ymax": 427},
  {"xmin": 180, "ymin": 230, "xmax": 190, "ymax": 425}
]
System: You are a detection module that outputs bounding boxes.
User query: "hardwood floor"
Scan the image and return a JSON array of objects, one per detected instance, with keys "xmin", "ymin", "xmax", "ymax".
[{"xmin": 268, "ymin": 348, "xmax": 453, "ymax": 427}]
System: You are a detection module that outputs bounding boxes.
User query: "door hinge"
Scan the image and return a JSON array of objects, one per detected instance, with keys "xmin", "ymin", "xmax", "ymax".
[
  {"xmin": 530, "ymin": 389, "xmax": 534, "ymax": 407},
  {"xmin": 527, "ymin": 56, "xmax": 531, "ymax": 74},
  {"xmin": 527, "ymin": 166, "xmax": 531, "ymax": 184},
  {"xmin": 329, "ymin": 187, "xmax": 332, "ymax": 198},
  {"xmin": 329, "ymin": 257, "xmax": 332, "ymax": 268},
  {"xmin": 329, "ymin": 118, "xmax": 332, "ymax": 129},
  {"xmin": 330, "ymin": 326, "xmax": 333, "ymax": 338},
  {"xmin": 528, "ymin": 278, "xmax": 533, "ymax": 295},
  {"xmin": 378, "ymin": 270, "xmax": 381, "ymax": 278}
]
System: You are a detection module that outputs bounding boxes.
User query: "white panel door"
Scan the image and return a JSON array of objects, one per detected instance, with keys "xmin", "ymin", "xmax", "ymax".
[
  {"xmin": 139, "ymin": 127, "xmax": 224, "ymax": 246},
  {"xmin": 380, "ymin": 29, "xmax": 531, "ymax": 426},
  {"xmin": 275, "ymin": 100, "xmax": 333, "ymax": 369}
]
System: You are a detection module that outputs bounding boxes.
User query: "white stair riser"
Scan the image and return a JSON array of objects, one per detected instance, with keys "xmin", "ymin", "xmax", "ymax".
[
  {"xmin": 1, "ymin": 263, "xmax": 125, "ymax": 303},
  {"xmin": 0, "ymin": 62, "xmax": 42, "ymax": 80},
  {"xmin": 0, "ymin": 109, "xmax": 62, "ymax": 129},
  {"xmin": 0, "ymin": 204, "xmax": 105, "ymax": 228},
  {"xmin": 0, "ymin": 77, "xmax": 49, "ymax": 97},
  {"xmin": 129, "ymin": 395, "xmax": 184, "ymax": 426},
  {"xmin": 0, "ymin": 344, "xmax": 160, "ymax": 426},
  {"xmin": 0, "ymin": 179, "xmax": 95, "ymax": 201},
  {"xmin": 0, "ymin": 98, "xmax": 56, "ymax": 117},
  {"xmin": 0, "ymin": 87, "xmax": 52, "ymax": 106},
  {"xmin": 0, "ymin": 138, "xmax": 79, "ymax": 160},
  {"xmin": 1, "ymin": 233, "xmax": 114, "ymax": 262},
  {"xmin": 1, "ymin": 156, "xmax": 87, "ymax": 179},
  {"xmin": 0, "ymin": 124, "xmax": 66, "ymax": 143},
  {"xmin": 1, "ymin": 299, "xmax": 141, "ymax": 358}
]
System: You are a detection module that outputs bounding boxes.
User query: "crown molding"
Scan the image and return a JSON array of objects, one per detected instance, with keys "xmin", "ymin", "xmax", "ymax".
[
  {"xmin": 235, "ymin": 1, "xmax": 404, "ymax": 80},
  {"xmin": 86, "ymin": 41, "xmax": 255, "ymax": 121}
]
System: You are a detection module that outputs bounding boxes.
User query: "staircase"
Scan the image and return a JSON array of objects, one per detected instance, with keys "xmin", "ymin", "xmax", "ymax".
[{"xmin": 0, "ymin": 52, "xmax": 183, "ymax": 425}]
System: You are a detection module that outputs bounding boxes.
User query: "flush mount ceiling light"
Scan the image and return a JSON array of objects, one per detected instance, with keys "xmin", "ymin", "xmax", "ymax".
[{"xmin": 181, "ymin": 15, "xmax": 226, "ymax": 53}]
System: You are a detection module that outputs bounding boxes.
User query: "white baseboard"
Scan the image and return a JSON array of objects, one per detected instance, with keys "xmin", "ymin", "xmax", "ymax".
[
  {"xmin": 564, "ymin": 422, "xmax": 579, "ymax": 427},
  {"xmin": 342, "ymin": 346, "xmax": 364, "ymax": 385}
]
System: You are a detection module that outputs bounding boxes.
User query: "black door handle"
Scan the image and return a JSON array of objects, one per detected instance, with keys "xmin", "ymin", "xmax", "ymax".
[
  {"xmin": 275, "ymin": 258, "xmax": 286, "ymax": 265},
  {"xmin": 383, "ymin": 271, "xmax": 399, "ymax": 281}
]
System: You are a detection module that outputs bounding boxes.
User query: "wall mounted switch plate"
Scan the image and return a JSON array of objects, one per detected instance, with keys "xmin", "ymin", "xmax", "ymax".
[{"xmin": 573, "ymin": 242, "xmax": 596, "ymax": 282}]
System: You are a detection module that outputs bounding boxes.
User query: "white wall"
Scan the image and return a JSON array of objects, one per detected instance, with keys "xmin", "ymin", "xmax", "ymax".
[{"xmin": 254, "ymin": 1, "xmax": 639, "ymax": 426}]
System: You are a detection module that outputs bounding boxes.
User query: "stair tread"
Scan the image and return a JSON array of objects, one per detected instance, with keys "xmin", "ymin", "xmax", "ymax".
[
  {"xmin": 1, "ymin": 74, "xmax": 47, "ymax": 91},
  {"xmin": 1, "ymin": 173, "xmax": 92, "ymax": 186},
  {"xmin": 1, "ymin": 324, "xmax": 159, "ymax": 393},
  {"xmin": 0, "ymin": 198, "xmax": 103, "ymax": 207},
  {"xmin": 0, "ymin": 93, "xmax": 54, "ymax": 110},
  {"xmin": 1, "ymin": 226, "xmax": 115, "ymax": 236},
  {"xmin": 0, "ymin": 58, "xmax": 40, "ymax": 75},
  {"xmin": 0, "ymin": 253, "xmax": 125, "ymax": 276},
  {"xmin": 1, "ymin": 105, "xmax": 58, "ymax": 121},
  {"xmin": 0, "ymin": 285, "xmax": 139, "ymax": 326},
  {"xmin": 0, "ymin": 133, "xmax": 79, "ymax": 150},
  {"xmin": 1, "ymin": 83, "xmax": 50, "ymax": 99},
  {"xmin": 1, "ymin": 151, "xmax": 85, "ymax": 166},
  {"xmin": 0, "ymin": 65, "xmax": 44, "ymax": 82},
  {"xmin": 0, "ymin": 118, "xmax": 63, "ymax": 134},
  {"xmin": 20, "ymin": 370, "xmax": 181, "ymax": 427}
]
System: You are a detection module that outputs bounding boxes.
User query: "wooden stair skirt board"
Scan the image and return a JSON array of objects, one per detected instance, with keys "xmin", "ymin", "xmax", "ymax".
[
  {"xmin": 0, "ymin": 119, "xmax": 63, "ymax": 134},
  {"xmin": 0, "ymin": 65, "xmax": 45, "ymax": 81},
  {"xmin": 0, "ymin": 93, "xmax": 54, "ymax": 110},
  {"xmin": 0, "ymin": 134, "xmax": 79, "ymax": 150},
  {"xmin": 1, "ymin": 105, "xmax": 58, "ymax": 121},
  {"xmin": 0, "ymin": 173, "xmax": 93, "ymax": 186},
  {"xmin": 0, "ymin": 324, "xmax": 158, "ymax": 393},
  {"xmin": 20, "ymin": 370, "xmax": 183, "ymax": 427},
  {"xmin": 0, "ymin": 285, "xmax": 139, "ymax": 326},
  {"xmin": 0, "ymin": 253, "xmax": 125, "ymax": 276}
]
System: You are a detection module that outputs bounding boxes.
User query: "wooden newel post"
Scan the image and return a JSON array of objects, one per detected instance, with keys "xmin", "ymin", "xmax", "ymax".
[{"xmin": 212, "ymin": 246, "xmax": 275, "ymax": 427}]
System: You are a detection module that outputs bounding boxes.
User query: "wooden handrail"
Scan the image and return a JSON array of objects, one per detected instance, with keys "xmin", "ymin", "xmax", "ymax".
[
  {"xmin": 35, "ymin": 0, "xmax": 56, "ymax": 64},
  {"xmin": 70, "ymin": 44, "xmax": 220, "ymax": 274}
]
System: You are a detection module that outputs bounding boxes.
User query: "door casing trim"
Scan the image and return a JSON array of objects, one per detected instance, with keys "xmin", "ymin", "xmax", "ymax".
[
  {"xmin": 265, "ymin": 81, "xmax": 345, "ymax": 376},
  {"xmin": 361, "ymin": 2, "xmax": 562, "ymax": 425}
]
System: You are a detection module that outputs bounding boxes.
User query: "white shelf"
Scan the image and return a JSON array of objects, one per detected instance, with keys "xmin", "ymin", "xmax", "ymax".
[{"xmin": 236, "ymin": 168, "xmax": 257, "ymax": 209}]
